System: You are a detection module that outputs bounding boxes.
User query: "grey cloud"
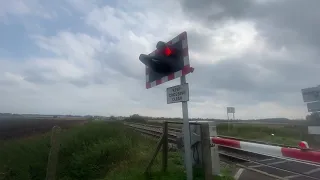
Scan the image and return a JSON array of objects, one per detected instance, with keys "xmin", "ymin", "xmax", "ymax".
[
  {"xmin": 180, "ymin": 0, "xmax": 252, "ymax": 22},
  {"xmin": 69, "ymin": 79, "xmax": 90, "ymax": 87},
  {"xmin": 180, "ymin": 0, "xmax": 320, "ymax": 49},
  {"xmin": 187, "ymin": 30, "xmax": 213, "ymax": 53},
  {"xmin": 263, "ymin": 3, "xmax": 319, "ymax": 29},
  {"xmin": 188, "ymin": 47, "xmax": 320, "ymax": 107},
  {"xmin": 98, "ymin": 50, "xmax": 143, "ymax": 81},
  {"xmin": 23, "ymin": 67, "xmax": 111, "ymax": 87},
  {"xmin": 178, "ymin": 0, "xmax": 320, "ymax": 109},
  {"xmin": 251, "ymin": 0, "xmax": 320, "ymax": 49},
  {"xmin": 208, "ymin": 61, "xmax": 260, "ymax": 92},
  {"xmin": 23, "ymin": 69, "xmax": 56, "ymax": 84},
  {"xmin": 190, "ymin": 60, "xmax": 259, "ymax": 93}
]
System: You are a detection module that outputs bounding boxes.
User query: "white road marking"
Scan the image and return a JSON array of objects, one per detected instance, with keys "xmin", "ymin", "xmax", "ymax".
[
  {"xmin": 306, "ymin": 167, "xmax": 320, "ymax": 175},
  {"xmin": 283, "ymin": 174, "xmax": 299, "ymax": 179},
  {"xmin": 234, "ymin": 168, "xmax": 245, "ymax": 180},
  {"xmin": 283, "ymin": 167, "xmax": 320, "ymax": 179},
  {"xmin": 259, "ymin": 158, "xmax": 275, "ymax": 162},
  {"xmin": 249, "ymin": 160, "xmax": 287, "ymax": 168}
]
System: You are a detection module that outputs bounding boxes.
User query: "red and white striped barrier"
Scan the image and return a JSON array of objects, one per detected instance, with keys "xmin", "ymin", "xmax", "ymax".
[{"xmin": 211, "ymin": 137, "xmax": 320, "ymax": 164}]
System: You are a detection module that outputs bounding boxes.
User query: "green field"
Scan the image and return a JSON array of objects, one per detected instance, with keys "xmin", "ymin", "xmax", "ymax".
[
  {"xmin": 217, "ymin": 124, "xmax": 305, "ymax": 146},
  {"xmin": 0, "ymin": 121, "xmax": 233, "ymax": 180}
]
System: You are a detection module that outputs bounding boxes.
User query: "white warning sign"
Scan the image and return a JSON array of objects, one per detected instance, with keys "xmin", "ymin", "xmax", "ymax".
[{"xmin": 166, "ymin": 84, "xmax": 189, "ymax": 104}]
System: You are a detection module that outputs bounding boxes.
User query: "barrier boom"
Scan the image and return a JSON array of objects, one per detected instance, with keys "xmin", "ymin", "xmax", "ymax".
[{"xmin": 211, "ymin": 137, "xmax": 320, "ymax": 164}]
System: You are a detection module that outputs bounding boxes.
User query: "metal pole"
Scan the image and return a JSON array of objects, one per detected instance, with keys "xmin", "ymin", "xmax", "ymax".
[
  {"xmin": 227, "ymin": 112, "xmax": 230, "ymax": 132},
  {"xmin": 181, "ymin": 75, "xmax": 193, "ymax": 180}
]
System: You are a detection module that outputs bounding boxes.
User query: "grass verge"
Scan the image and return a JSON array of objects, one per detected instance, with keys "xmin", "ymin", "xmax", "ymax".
[
  {"xmin": 103, "ymin": 138, "xmax": 234, "ymax": 180},
  {"xmin": 0, "ymin": 122, "xmax": 144, "ymax": 180},
  {"xmin": 0, "ymin": 121, "xmax": 234, "ymax": 180}
]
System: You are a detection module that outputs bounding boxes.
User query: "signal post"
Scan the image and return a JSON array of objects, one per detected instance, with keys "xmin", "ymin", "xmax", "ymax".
[{"xmin": 139, "ymin": 31, "xmax": 194, "ymax": 180}]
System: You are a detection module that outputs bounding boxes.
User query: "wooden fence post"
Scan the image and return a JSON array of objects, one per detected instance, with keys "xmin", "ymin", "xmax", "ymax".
[
  {"xmin": 45, "ymin": 126, "xmax": 61, "ymax": 180},
  {"xmin": 145, "ymin": 134, "xmax": 164, "ymax": 174},
  {"xmin": 200, "ymin": 123, "xmax": 213, "ymax": 180},
  {"xmin": 162, "ymin": 121, "xmax": 168, "ymax": 172}
]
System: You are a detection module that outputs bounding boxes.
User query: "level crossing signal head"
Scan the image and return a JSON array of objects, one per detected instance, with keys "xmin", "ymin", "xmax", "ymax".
[
  {"xmin": 156, "ymin": 41, "xmax": 173, "ymax": 56},
  {"xmin": 139, "ymin": 41, "xmax": 183, "ymax": 74},
  {"xmin": 139, "ymin": 31, "xmax": 193, "ymax": 89}
]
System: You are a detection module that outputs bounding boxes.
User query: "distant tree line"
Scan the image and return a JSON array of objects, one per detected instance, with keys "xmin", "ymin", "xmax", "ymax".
[
  {"xmin": 123, "ymin": 114, "xmax": 224, "ymax": 122},
  {"xmin": 124, "ymin": 114, "xmax": 146, "ymax": 123}
]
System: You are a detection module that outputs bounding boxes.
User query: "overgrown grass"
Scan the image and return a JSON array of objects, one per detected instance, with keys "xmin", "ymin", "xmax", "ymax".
[
  {"xmin": 103, "ymin": 140, "xmax": 234, "ymax": 180},
  {"xmin": 0, "ymin": 121, "xmax": 234, "ymax": 180},
  {"xmin": 0, "ymin": 132, "xmax": 51, "ymax": 179},
  {"xmin": 0, "ymin": 122, "xmax": 143, "ymax": 180}
]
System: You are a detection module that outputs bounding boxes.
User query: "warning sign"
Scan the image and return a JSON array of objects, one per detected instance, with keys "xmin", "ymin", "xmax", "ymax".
[{"xmin": 166, "ymin": 84, "xmax": 189, "ymax": 104}]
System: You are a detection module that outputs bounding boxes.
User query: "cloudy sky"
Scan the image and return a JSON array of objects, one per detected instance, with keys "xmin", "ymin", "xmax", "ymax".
[{"xmin": 0, "ymin": 0, "xmax": 318, "ymax": 119}]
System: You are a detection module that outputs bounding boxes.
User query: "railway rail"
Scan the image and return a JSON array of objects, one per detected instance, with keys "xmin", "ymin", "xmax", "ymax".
[
  {"xmin": 131, "ymin": 122, "xmax": 311, "ymax": 149},
  {"xmin": 126, "ymin": 122, "xmax": 320, "ymax": 180}
]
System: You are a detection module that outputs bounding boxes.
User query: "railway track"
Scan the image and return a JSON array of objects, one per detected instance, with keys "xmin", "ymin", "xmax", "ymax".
[
  {"xmin": 126, "ymin": 122, "xmax": 320, "ymax": 180},
  {"xmin": 131, "ymin": 122, "xmax": 311, "ymax": 149}
]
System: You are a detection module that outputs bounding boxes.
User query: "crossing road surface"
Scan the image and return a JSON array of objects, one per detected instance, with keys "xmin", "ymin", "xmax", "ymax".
[{"xmin": 236, "ymin": 169, "xmax": 275, "ymax": 180}]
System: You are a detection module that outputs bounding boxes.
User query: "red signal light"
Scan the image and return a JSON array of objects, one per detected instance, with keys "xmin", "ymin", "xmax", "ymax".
[{"xmin": 163, "ymin": 47, "xmax": 172, "ymax": 56}]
